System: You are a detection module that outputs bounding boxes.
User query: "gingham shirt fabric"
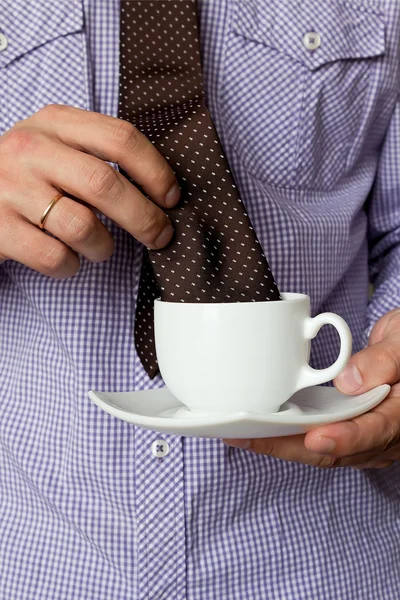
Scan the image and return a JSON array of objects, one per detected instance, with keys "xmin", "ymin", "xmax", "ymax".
[{"xmin": 0, "ymin": 0, "xmax": 400, "ymax": 599}]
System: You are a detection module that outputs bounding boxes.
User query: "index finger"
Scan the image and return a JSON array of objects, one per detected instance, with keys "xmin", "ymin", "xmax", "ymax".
[{"xmin": 29, "ymin": 105, "xmax": 181, "ymax": 208}]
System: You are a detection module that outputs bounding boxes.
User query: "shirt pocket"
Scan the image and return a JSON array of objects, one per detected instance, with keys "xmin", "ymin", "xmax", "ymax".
[
  {"xmin": 0, "ymin": 0, "xmax": 87, "ymax": 133},
  {"xmin": 221, "ymin": 0, "xmax": 386, "ymax": 190}
]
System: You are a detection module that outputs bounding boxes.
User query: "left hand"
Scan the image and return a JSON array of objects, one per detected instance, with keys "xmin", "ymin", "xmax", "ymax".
[{"xmin": 223, "ymin": 309, "xmax": 400, "ymax": 469}]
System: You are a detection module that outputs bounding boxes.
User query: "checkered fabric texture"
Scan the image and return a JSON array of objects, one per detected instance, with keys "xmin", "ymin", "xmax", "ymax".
[{"xmin": 1, "ymin": 0, "xmax": 400, "ymax": 599}]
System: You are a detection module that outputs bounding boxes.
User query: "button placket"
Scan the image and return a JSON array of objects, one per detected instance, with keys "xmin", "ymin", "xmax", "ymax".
[{"xmin": 135, "ymin": 428, "xmax": 186, "ymax": 600}]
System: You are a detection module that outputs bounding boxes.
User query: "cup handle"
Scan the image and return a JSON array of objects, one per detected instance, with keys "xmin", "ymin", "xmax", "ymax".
[{"xmin": 297, "ymin": 313, "xmax": 353, "ymax": 390}]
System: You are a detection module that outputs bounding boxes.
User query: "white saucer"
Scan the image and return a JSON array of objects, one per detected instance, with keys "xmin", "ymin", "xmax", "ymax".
[{"xmin": 88, "ymin": 384, "xmax": 390, "ymax": 439}]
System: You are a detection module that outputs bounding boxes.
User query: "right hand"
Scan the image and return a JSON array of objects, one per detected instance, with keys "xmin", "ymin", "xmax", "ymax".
[{"xmin": 0, "ymin": 104, "xmax": 180, "ymax": 278}]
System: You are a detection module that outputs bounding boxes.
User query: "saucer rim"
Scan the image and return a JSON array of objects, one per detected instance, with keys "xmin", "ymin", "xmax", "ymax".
[{"xmin": 88, "ymin": 384, "xmax": 391, "ymax": 428}]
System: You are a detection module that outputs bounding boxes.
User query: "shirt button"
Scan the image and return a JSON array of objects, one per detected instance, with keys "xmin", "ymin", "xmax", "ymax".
[
  {"xmin": 151, "ymin": 439, "xmax": 170, "ymax": 458},
  {"xmin": 303, "ymin": 31, "xmax": 321, "ymax": 51},
  {"xmin": 0, "ymin": 33, "xmax": 8, "ymax": 52}
]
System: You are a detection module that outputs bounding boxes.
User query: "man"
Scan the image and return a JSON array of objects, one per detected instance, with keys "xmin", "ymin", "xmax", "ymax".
[{"xmin": 0, "ymin": 0, "xmax": 400, "ymax": 598}]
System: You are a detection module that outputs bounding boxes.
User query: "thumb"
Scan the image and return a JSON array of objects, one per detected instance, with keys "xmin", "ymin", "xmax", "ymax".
[{"xmin": 334, "ymin": 334, "xmax": 400, "ymax": 395}]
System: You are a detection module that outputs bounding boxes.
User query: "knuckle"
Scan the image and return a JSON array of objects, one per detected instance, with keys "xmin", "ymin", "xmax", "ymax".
[
  {"xmin": 39, "ymin": 244, "xmax": 70, "ymax": 273},
  {"xmin": 138, "ymin": 206, "xmax": 164, "ymax": 239},
  {"xmin": 65, "ymin": 210, "xmax": 98, "ymax": 245},
  {"xmin": 382, "ymin": 310, "xmax": 400, "ymax": 334},
  {"xmin": 85, "ymin": 163, "xmax": 118, "ymax": 198},
  {"xmin": 372, "ymin": 347, "xmax": 388, "ymax": 369},
  {"xmin": 385, "ymin": 345, "xmax": 400, "ymax": 381},
  {"xmin": 148, "ymin": 159, "xmax": 172, "ymax": 187},
  {"xmin": 1, "ymin": 128, "xmax": 40, "ymax": 157},
  {"xmin": 374, "ymin": 346, "xmax": 400, "ymax": 382},
  {"xmin": 36, "ymin": 103, "xmax": 67, "ymax": 122},
  {"xmin": 112, "ymin": 120, "xmax": 141, "ymax": 152}
]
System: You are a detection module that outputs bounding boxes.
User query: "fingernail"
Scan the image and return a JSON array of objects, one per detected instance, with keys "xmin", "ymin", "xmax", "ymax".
[
  {"xmin": 308, "ymin": 436, "xmax": 336, "ymax": 455},
  {"xmin": 165, "ymin": 183, "xmax": 180, "ymax": 208},
  {"xmin": 336, "ymin": 363, "xmax": 363, "ymax": 394},
  {"xmin": 153, "ymin": 221, "xmax": 174, "ymax": 249},
  {"xmin": 223, "ymin": 439, "xmax": 251, "ymax": 449}
]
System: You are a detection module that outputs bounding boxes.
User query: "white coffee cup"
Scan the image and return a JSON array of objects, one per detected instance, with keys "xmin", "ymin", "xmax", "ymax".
[{"xmin": 154, "ymin": 293, "xmax": 352, "ymax": 414}]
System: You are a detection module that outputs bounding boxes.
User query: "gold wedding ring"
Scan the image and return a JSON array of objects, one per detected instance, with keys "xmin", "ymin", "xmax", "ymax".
[{"xmin": 39, "ymin": 192, "xmax": 64, "ymax": 230}]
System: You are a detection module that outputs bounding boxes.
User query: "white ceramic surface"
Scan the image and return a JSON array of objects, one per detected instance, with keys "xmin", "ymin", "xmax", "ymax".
[
  {"xmin": 88, "ymin": 384, "xmax": 390, "ymax": 439},
  {"xmin": 154, "ymin": 293, "xmax": 352, "ymax": 414}
]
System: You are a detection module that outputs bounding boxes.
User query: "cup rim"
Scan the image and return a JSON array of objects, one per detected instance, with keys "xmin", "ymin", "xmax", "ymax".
[{"xmin": 154, "ymin": 292, "xmax": 309, "ymax": 306}]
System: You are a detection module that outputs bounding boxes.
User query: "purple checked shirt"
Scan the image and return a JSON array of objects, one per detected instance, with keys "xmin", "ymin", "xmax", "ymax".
[{"xmin": 1, "ymin": 1, "xmax": 400, "ymax": 598}]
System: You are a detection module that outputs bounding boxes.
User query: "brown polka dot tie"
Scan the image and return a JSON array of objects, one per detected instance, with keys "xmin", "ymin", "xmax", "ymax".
[{"xmin": 118, "ymin": 0, "xmax": 281, "ymax": 378}]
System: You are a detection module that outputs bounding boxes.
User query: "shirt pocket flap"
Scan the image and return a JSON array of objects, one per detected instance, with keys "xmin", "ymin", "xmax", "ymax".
[
  {"xmin": 0, "ymin": 0, "xmax": 83, "ymax": 68},
  {"xmin": 231, "ymin": 0, "xmax": 386, "ymax": 71}
]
